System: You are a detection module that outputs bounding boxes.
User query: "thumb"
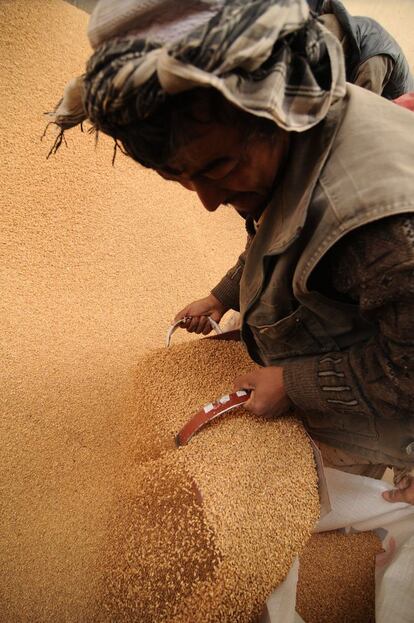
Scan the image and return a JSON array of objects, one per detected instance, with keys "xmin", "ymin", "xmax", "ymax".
[
  {"xmin": 233, "ymin": 374, "xmax": 256, "ymax": 412},
  {"xmin": 174, "ymin": 307, "xmax": 190, "ymax": 323},
  {"xmin": 233, "ymin": 373, "xmax": 256, "ymax": 392}
]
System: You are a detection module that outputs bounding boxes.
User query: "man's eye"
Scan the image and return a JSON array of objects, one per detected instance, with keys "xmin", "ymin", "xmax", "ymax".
[
  {"xmin": 157, "ymin": 169, "xmax": 180, "ymax": 182},
  {"xmin": 204, "ymin": 158, "xmax": 237, "ymax": 180}
]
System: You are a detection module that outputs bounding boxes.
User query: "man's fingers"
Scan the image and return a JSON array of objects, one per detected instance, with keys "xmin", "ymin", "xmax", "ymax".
[
  {"xmin": 245, "ymin": 394, "xmax": 270, "ymax": 417},
  {"xmin": 202, "ymin": 318, "xmax": 213, "ymax": 335},
  {"xmin": 173, "ymin": 315, "xmax": 191, "ymax": 329},
  {"xmin": 239, "ymin": 391, "xmax": 254, "ymax": 412},
  {"xmin": 174, "ymin": 308, "xmax": 190, "ymax": 323},
  {"xmin": 232, "ymin": 374, "xmax": 256, "ymax": 413},
  {"xmin": 233, "ymin": 373, "xmax": 256, "ymax": 392},
  {"xmin": 233, "ymin": 375, "xmax": 275, "ymax": 416},
  {"xmin": 197, "ymin": 316, "xmax": 209, "ymax": 335},
  {"xmin": 173, "ymin": 314, "xmax": 219, "ymax": 334},
  {"xmin": 186, "ymin": 316, "xmax": 201, "ymax": 333}
]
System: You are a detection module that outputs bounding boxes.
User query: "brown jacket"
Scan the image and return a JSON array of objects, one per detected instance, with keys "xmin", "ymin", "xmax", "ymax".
[{"xmin": 213, "ymin": 85, "xmax": 414, "ymax": 467}]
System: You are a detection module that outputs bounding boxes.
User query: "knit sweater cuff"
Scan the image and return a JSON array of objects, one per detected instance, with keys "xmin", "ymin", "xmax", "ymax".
[
  {"xmin": 283, "ymin": 356, "xmax": 326, "ymax": 413},
  {"xmin": 211, "ymin": 276, "xmax": 240, "ymax": 311}
]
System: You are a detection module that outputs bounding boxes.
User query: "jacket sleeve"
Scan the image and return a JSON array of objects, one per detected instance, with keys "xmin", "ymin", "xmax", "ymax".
[
  {"xmin": 353, "ymin": 54, "xmax": 394, "ymax": 94},
  {"xmin": 283, "ymin": 215, "xmax": 414, "ymax": 421},
  {"xmin": 211, "ymin": 234, "xmax": 253, "ymax": 311}
]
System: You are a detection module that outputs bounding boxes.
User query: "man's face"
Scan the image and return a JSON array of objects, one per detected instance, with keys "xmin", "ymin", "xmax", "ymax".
[{"xmin": 157, "ymin": 105, "xmax": 290, "ymax": 221}]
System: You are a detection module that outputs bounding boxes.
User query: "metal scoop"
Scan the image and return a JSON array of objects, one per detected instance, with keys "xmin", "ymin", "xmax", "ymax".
[{"xmin": 166, "ymin": 316, "xmax": 222, "ymax": 347}]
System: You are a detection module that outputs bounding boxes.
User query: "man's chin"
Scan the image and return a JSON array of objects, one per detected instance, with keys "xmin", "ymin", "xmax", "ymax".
[
  {"xmin": 226, "ymin": 192, "xmax": 268, "ymax": 221},
  {"xmin": 231, "ymin": 202, "xmax": 265, "ymax": 221}
]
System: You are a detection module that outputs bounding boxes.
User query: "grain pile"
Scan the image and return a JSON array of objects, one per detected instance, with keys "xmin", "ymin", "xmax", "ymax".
[
  {"xmin": 1, "ymin": 1, "xmax": 244, "ymax": 619},
  {"xmin": 93, "ymin": 339, "xmax": 320, "ymax": 622},
  {"xmin": 131, "ymin": 336, "xmax": 256, "ymax": 461},
  {"xmin": 297, "ymin": 530, "xmax": 382, "ymax": 623}
]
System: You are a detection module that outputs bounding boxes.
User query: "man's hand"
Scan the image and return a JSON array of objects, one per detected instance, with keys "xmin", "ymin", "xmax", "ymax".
[
  {"xmin": 233, "ymin": 366, "xmax": 291, "ymax": 418},
  {"xmin": 174, "ymin": 293, "xmax": 229, "ymax": 335},
  {"xmin": 382, "ymin": 475, "xmax": 414, "ymax": 505}
]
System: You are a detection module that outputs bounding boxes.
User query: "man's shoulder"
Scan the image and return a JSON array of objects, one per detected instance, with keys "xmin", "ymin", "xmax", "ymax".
[
  {"xmin": 340, "ymin": 83, "xmax": 414, "ymax": 137},
  {"xmin": 320, "ymin": 85, "xmax": 414, "ymax": 214}
]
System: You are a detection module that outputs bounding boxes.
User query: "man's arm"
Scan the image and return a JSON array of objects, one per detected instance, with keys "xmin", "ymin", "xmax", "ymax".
[
  {"xmin": 353, "ymin": 55, "xmax": 394, "ymax": 94},
  {"xmin": 283, "ymin": 215, "xmax": 414, "ymax": 423},
  {"xmin": 319, "ymin": 11, "xmax": 395, "ymax": 96}
]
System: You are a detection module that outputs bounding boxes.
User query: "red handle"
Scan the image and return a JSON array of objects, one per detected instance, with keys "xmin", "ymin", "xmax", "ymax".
[{"xmin": 176, "ymin": 390, "xmax": 250, "ymax": 447}]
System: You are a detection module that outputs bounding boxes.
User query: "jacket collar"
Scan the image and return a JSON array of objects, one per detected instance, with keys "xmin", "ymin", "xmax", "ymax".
[{"xmin": 240, "ymin": 96, "xmax": 346, "ymax": 315}]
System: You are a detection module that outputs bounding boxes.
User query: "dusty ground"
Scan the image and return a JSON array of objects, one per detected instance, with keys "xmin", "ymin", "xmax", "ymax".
[{"xmin": 1, "ymin": 1, "xmax": 413, "ymax": 621}]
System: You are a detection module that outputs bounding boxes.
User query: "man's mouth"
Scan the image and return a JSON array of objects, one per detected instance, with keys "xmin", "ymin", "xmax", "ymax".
[
  {"xmin": 224, "ymin": 192, "xmax": 268, "ymax": 220},
  {"xmin": 223, "ymin": 192, "xmax": 243, "ymax": 206}
]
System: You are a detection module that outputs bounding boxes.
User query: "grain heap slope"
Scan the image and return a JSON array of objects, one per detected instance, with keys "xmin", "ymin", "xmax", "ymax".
[{"xmin": 94, "ymin": 339, "xmax": 320, "ymax": 622}]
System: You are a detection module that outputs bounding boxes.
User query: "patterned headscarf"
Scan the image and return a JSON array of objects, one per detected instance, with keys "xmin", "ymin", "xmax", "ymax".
[{"xmin": 49, "ymin": 0, "xmax": 345, "ymax": 152}]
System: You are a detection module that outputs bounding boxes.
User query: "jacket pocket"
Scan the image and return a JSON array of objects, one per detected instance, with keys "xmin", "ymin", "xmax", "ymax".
[
  {"xmin": 303, "ymin": 410, "xmax": 378, "ymax": 439},
  {"xmin": 252, "ymin": 306, "xmax": 340, "ymax": 364}
]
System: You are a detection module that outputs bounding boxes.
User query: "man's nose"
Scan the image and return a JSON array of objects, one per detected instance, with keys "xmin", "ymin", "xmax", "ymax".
[{"xmin": 186, "ymin": 176, "xmax": 223, "ymax": 212}]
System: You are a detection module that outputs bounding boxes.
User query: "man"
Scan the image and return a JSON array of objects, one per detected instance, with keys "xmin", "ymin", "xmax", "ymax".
[
  {"xmin": 318, "ymin": 0, "xmax": 414, "ymax": 97},
  {"xmin": 50, "ymin": 0, "xmax": 414, "ymax": 504}
]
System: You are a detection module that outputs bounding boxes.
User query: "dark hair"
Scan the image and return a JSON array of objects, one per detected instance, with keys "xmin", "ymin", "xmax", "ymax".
[{"xmin": 115, "ymin": 87, "xmax": 279, "ymax": 170}]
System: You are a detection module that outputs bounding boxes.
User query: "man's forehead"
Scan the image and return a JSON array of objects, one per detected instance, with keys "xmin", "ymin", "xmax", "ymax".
[{"xmin": 167, "ymin": 119, "xmax": 242, "ymax": 174}]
